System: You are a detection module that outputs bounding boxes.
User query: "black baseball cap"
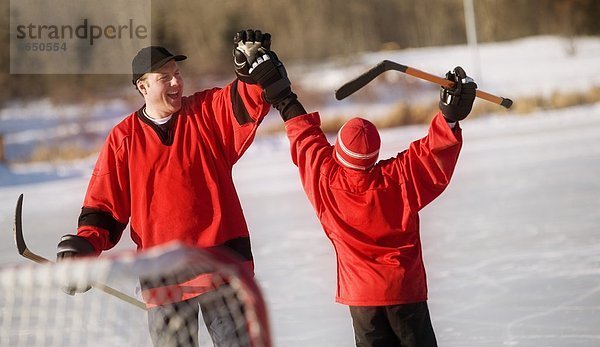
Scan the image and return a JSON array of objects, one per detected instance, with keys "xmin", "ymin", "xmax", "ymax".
[{"xmin": 131, "ymin": 46, "xmax": 187, "ymax": 85}]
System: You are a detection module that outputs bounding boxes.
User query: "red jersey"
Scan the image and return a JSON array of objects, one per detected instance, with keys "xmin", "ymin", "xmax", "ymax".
[
  {"xmin": 285, "ymin": 112, "xmax": 462, "ymax": 306},
  {"xmin": 76, "ymin": 80, "xmax": 269, "ymax": 305}
]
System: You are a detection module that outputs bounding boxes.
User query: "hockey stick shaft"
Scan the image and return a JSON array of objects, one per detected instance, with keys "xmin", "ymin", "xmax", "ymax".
[
  {"xmin": 335, "ymin": 60, "xmax": 513, "ymax": 109},
  {"xmin": 14, "ymin": 194, "xmax": 147, "ymax": 311},
  {"xmin": 403, "ymin": 65, "xmax": 512, "ymax": 108}
]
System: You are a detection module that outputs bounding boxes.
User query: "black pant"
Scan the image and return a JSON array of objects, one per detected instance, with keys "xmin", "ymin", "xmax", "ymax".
[
  {"xmin": 147, "ymin": 289, "xmax": 249, "ymax": 347},
  {"xmin": 349, "ymin": 301, "xmax": 437, "ymax": 347}
]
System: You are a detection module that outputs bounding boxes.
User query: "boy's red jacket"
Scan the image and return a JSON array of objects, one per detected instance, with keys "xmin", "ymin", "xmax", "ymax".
[
  {"xmin": 76, "ymin": 81, "xmax": 269, "ymax": 305},
  {"xmin": 285, "ymin": 112, "xmax": 462, "ymax": 306}
]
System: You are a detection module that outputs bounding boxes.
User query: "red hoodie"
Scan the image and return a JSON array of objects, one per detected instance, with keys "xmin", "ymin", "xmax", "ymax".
[
  {"xmin": 285, "ymin": 112, "xmax": 462, "ymax": 306},
  {"xmin": 76, "ymin": 80, "xmax": 269, "ymax": 305}
]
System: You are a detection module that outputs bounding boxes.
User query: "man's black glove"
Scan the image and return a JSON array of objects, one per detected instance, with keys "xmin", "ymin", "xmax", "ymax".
[
  {"xmin": 233, "ymin": 29, "xmax": 271, "ymax": 84},
  {"xmin": 57, "ymin": 234, "xmax": 95, "ymax": 295},
  {"xmin": 439, "ymin": 66, "xmax": 477, "ymax": 122}
]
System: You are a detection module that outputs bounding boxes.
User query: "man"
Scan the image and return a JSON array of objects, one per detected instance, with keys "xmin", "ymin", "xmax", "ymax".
[
  {"xmin": 275, "ymin": 67, "xmax": 476, "ymax": 347},
  {"xmin": 55, "ymin": 29, "xmax": 293, "ymax": 346}
]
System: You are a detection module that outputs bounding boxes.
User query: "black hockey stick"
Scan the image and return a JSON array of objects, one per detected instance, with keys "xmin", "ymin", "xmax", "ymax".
[
  {"xmin": 335, "ymin": 60, "xmax": 513, "ymax": 109},
  {"xmin": 14, "ymin": 194, "xmax": 147, "ymax": 310}
]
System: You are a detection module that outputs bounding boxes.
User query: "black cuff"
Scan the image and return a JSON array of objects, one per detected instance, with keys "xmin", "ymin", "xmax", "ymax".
[
  {"xmin": 274, "ymin": 93, "xmax": 306, "ymax": 121},
  {"xmin": 57, "ymin": 234, "xmax": 95, "ymax": 259}
]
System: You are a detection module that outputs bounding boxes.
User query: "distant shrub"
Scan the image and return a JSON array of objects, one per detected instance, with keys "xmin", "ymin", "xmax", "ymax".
[
  {"xmin": 258, "ymin": 85, "xmax": 599, "ymax": 138},
  {"xmin": 8, "ymin": 85, "xmax": 598, "ymax": 165},
  {"xmin": 584, "ymin": 86, "xmax": 600, "ymax": 104},
  {"xmin": 379, "ymin": 86, "xmax": 600, "ymax": 123},
  {"xmin": 377, "ymin": 102, "xmax": 436, "ymax": 128},
  {"xmin": 26, "ymin": 142, "xmax": 102, "ymax": 163}
]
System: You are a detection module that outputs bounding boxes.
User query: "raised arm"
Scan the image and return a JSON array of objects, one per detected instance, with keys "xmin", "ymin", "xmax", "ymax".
[
  {"xmin": 201, "ymin": 28, "xmax": 302, "ymax": 165},
  {"xmin": 385, "ymin": 66, "xmax": 476, "ymax": 211}
]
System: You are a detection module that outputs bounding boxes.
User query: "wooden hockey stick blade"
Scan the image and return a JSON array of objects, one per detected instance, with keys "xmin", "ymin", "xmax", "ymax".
[
  {"xmin": 335, "ymin": 60, "xmax": 513, "ymax": 109},
  {"xmin": 14, "ymin": 194, "xmax": 147, "ymax": 310},
  {"xmin": 335, "ymin": 60, "xmax": 407, "ymax": 101},
  {"xmin": 14, "ymin": 194, "xmax": 49, "ymax": 263}
]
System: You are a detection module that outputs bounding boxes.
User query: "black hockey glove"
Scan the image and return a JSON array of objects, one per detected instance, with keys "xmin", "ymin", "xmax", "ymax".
[
  {"xmin": 250, "ymin": 49, "xmax": 305, "ymax": 120},
  {"xmin": 233, "ymin": 29, "xmax": 272, "ymax": 84},
  {"xmin": 57, "ymin": 234, "xmax": 96, "ymax": 295},
  {"xmin": 250, "ymin": 50, "xmax": 292, "ymax": 104},
  {"xmin": 439, "ymin": 66, "xmax": 477, "ymax": 122}
]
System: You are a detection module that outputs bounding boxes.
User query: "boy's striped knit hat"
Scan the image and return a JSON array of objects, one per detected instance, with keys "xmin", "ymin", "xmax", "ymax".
[{"xmin": 334, "ymin": 117, "xmax": 381, "ymax": 170}]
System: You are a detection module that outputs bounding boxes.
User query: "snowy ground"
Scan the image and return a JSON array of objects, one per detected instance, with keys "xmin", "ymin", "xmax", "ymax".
[{"xmin": 1, "ymin": 36, "xmax": 599, "ymax": 346}]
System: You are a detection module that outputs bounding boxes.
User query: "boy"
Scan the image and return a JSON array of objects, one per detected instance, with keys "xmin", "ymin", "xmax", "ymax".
[{"xmin": 275, "ymin": 66, "xmax": 476, "ymax": 347}]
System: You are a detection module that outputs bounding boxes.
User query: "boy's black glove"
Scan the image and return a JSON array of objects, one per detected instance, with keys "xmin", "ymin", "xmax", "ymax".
[
  {"xmin": 233, "ymin": 29, "xmax": 271, "ymax": 84},
  {"xmin": 249, "ymin": 50, "xmax": 306, "ymax": 120},
  {"xmin": 57, "ymin": 234, "xmax": 95, "ymax": 295},
  {"xmin": 250, "ymin": 49, "xmax": 292, "ymax": 105},
  {"xmin": 439, "ymin": 66, "xmax": 477, "ymax": 122}
]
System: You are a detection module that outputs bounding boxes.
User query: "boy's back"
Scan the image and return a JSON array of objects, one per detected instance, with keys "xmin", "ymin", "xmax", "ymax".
[{"xmin": 284, "ymin": 112, "xmax": 462, "ymax": 306}]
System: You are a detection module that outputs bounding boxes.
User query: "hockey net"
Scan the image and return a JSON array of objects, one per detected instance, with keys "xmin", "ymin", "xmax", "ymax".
[{"xmin": 0, "ymin": 242, "xmax": 271, "ymax": 347}]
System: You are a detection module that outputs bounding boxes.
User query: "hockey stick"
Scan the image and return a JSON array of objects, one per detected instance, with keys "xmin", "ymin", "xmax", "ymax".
[
  {"xmin": 14, "ymin": 194, "xmax": 147, "ymax": 311},
  {"xmin": 335, "ymin": 60, "xmax": 513, "ymax": 109}
]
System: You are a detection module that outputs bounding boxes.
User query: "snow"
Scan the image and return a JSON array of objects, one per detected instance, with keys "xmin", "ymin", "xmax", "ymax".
[
  {"xmin": 299, "ymin": 36, "xmax": 600, "ymax": 97},
  {"xmin": 1, "ymin": 36, "xmax": 599, "ymax": 346}
]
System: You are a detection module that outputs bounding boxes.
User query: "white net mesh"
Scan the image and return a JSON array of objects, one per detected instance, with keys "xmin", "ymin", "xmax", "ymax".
[{"xmin": 0, "ymin": 243, "xmax": 271, "ymax": 347}]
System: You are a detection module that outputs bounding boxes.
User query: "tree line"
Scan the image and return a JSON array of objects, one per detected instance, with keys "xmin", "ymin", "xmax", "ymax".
[{"xmin": 1, "ymin": 0, "xmax": 598, "ymax": 106}]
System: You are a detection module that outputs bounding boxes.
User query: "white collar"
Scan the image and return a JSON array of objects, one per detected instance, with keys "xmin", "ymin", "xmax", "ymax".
[{"xmin": 143, "ymin": 107, "xmax": 172, "ymax": 125}]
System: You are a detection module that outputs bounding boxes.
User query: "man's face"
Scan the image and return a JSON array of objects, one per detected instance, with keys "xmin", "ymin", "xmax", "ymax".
[{"xmin": 138, "ymin": 60, "xmax": 184, "ymax": 117}]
